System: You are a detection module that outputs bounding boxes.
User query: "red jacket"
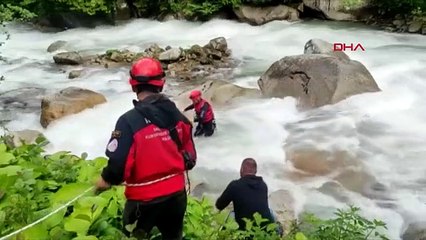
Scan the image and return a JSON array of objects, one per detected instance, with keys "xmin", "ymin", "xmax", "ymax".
[
  {"xmin": 184, "ymin": 99, "xmax": 214, "ymax": 123},
  {"xmin": 101, "ymin": 94, "xmax": 197, "ymax": 201}
]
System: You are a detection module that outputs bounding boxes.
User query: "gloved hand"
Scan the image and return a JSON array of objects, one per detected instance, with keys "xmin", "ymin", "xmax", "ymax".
[
  {"xmin": 183, "ymin": 152, "xmax": 196, "ymax": 170},
  {"xmin": 94, "ymin": 177, "xmax": 111, "ymax": 194},
  {"xmin": 193, "ymin": 115, "xmax": 199, "ymax": 122}
]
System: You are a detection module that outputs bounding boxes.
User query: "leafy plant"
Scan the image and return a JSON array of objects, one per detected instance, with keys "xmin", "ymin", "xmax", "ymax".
[
  {"xmin": 342, "ymin": 0, "xmax": 366, "ymax": 10},
  {"xmin": 0, "ymin": 135, "xmax": 390, "ymax": 240},
  {"xmin": 370, "ymin": 0, "xmax": 426, "ymax": 16},
  {"xmin": 295, "ymin": 207, "xmax": 389, "ymax": 240}
]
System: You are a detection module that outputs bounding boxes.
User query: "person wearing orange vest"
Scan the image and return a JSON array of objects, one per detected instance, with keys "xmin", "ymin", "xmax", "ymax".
[
  {"xmin": 95, "ymin": 57, "xmax": 197, "ymax": 240},
  {"xmin": 183, "ymin": 90, "xmax": 216, "ymax": 137}
]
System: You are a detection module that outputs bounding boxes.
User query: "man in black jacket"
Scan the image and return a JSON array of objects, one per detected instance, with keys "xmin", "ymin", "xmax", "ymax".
[{"xmin": 215, "ymin": 158, "xmax": 275, "ymax": 231}]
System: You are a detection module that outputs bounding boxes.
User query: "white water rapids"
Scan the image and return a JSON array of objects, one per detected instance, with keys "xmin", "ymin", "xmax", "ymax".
[{"xmin": 1, "ymin": 19, "xmax": 426, "ymax": 239}]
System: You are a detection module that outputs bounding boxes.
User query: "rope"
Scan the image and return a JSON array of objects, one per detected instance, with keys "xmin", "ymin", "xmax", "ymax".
[
  {"xmin": 185, "ymin": 170, "xmax": 191, "ymax": 195},
  {"xmin": 123, "ymin": 173, "xmax": 180, "ymax": 187},
  {"xmin": 124, "ymin": 171, "xmax": 191, "ymax": 195},
  {"xmin": 0, "ymin": 171, "xmax": 192, "ymax": 240},
  {"xmin": 0, "ymin": 186, "xmax": 94, "ymax": 240}
]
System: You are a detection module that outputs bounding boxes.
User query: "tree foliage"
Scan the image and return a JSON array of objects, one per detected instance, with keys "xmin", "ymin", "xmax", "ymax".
[{"xmin": 1, "ymin": 0, "xmax": 425, "ymax": 23}]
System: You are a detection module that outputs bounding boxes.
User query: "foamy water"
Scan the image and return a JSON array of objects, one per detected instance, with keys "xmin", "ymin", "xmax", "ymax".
[{"xmin": 1, "ymin": 19, "xmax": 426, "ymax": 239}]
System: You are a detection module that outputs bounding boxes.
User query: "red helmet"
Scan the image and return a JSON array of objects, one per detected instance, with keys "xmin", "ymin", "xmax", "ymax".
[
  {"xmin": 189, "ymin": 90, "xmax": 202, "ymax": 100},
  {"xmin": 129, "ymin": 57, "xmax": 165, "ymax": 88}
]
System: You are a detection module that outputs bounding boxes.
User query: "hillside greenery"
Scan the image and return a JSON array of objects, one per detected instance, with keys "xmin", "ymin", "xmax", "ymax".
[
  {"xmin": 0, "ymin": 134, "xmax": 390, "ymax": 239},
  {"xmin": 0, "ymin": 0, "xmax": 424, "ymax": 23}
]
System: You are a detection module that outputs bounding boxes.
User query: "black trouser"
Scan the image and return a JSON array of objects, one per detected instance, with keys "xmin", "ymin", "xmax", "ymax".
[
  {"xmin": 194, "ymin": 120, "xmax": 216, "ymax": 137},
  {"xmin": 123, "ymin": 190, "xmax": 187, "ymax": 240}
]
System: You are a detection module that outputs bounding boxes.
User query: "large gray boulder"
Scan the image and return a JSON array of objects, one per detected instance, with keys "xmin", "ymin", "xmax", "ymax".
[
  {"xmin": 234, "ymin": 5, "xmax": 299, "ymax": 25},
  {"xmin": 174, "ymin": 80, "xmax": 261, "ymax": 123},
  {"xmin": 304, "ymin": 38, "xmax": 350, "ymax": 61},
  {"xmin": 53, "ymin": 51, "xmax": 83, "ymax": 65},
  {"xmin": 258, "ymin": 39, "xmax": 380, "ymax": 109},
  {"xmin": 47, "ymin": 40, "xmax": 68, "ymax": 53},
  {"xmin": 302, "ymin": 0, "xmax": 368, "ymax": 21}
]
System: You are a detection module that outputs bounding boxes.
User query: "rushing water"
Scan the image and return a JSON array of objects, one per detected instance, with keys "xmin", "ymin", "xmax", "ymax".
[{"xmin": 1, "ymin": 18, "xmax": 426, "ymax": 239}]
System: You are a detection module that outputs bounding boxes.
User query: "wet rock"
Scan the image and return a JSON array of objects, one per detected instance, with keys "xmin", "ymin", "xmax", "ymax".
[
  {"xmin": 4, "ymin": 130, "xmax": 46, "ymax": 148},
  {"xmin": 393, "ymin": 19, "xmax": 405, "ymax": 28},
  {"xmin": 259, "ymin": 39, "xmax": 380, "ymax": 109},
  {"xmin": 68, "ymin": 69, "xmax": 83, "ymax": 79},
  {"xmin": 37, "ymin": 12, "xmax": 114, "ymax": 30},
  {"xmin": 402, "ymin": 221, "xmax": 426, "ymax": 240},
  {"xmin": 304, "ymin": 38, "xmax": 350, "ymax": 61},
  {"xmin": 175, "ymin": 79, "xmax": 261, "ymax": 122},
  {"xmin": 53, "ymin": 51, "xmax": 83, "ymax": 65},
  {"xmin": 52, "ymin": 37, "xmax": 236, "ymax": 82},
  {"xmin": 285, "ymin": 149, "xmax": 359, "ymax": 175},
  {"xmin": 191, "ymin": 182, "xmax": 210, "ymax": 199},
  {"xmin": 317, "ymin": 181, "xmax": 350, "ymax": 202},
  {"xmin": 234, "ymin": 5, "xmax": 299, "ymax": 25},
  {"xmin": 0, "ymin": 87, "xmax": 46, "ymax": 124},
  {"xmin": 47, "ymin": 40, "xmax": 67, "ymax": 53},
  {"xmin": 205, "ymin": 37, "xmax": 229, "ymax": 54},
  {"xmin": 40, "ymin": 87, "xmax": 107, "ymax": 128},
  {"xmin": 115, "ymin": 0, "xmax": 131, "ymax": 20},
  {"xmin": 302, "ymin": 0, "xmax": 368, "ymax": 21},
  {"xmin": 159, "ymin": 48, "xmax": 182, "ymax": 61},
  {"xmin": 269, "ymin": 190, "xmax": 296, "ymax": 235},
  {"xmin": 408, "ymin": 21, "xmax": 423, "ymax": 33},
  {"xmin": 334, "ymin": 168, "xmax": 392, "ymax": 200}
]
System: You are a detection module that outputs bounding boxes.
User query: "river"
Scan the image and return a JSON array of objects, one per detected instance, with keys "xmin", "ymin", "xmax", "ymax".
[{"xmin": 1, "ymin": 18, "xmax": 426, "ymax": 239}]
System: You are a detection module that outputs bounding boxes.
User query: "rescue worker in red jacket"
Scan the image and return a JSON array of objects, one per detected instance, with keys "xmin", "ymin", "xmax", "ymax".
[
  {"xmin": 95, "ymin": 57, "xmax": 197, "ymax": 240},
  {"xmin": 183, "ymin": 90, "xmax": 216, "ymax": 137}
]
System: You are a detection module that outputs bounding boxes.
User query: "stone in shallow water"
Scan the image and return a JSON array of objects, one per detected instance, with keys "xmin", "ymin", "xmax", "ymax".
[{"xmin": 0, "ymin": 87, "xmax": 46, "ymax": 114}]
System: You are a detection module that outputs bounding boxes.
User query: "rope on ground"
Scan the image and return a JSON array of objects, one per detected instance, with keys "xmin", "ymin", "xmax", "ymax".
[
  {"xmin": 1, "ymin": 171, "xmax": 191, "ymax": 239},
  {"xmin": 0, "ymin": 186, "xmax": 94, "ymax": 240},
  {"xmin": 185, "ymin": 170, "xmax": 191, "ymax": 195}
]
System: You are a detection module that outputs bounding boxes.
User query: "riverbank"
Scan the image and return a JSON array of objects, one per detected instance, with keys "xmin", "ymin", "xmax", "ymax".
[{"xmin": 1, "ymin": 0, "xmax": 425, "ymax": 35}]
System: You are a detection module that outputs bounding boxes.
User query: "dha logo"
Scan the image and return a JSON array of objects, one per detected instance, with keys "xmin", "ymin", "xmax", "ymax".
[{"xmin": 333, "ymin": 43, "xmax": 365, "ymax": 52}]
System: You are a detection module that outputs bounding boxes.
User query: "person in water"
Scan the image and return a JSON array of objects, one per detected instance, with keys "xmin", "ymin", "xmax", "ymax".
[
  {"xmin": 215, "ymin": 158, "xmax": 282, "ymax": 235},
  {"xmin": 183, "ymin": 90, "xmax": 216, "ymax": 137},
  {"xmin": 95, "ymin": 57, "xmax": 197, "ymax": 240}
]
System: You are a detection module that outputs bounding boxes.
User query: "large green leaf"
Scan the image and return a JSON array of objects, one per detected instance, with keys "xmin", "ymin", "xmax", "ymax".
[
  {"xmin": 295, "ymin": 232, "xmax": 308, "ymax": 240},
  {"xmin": 0, "ymin": 174, "xmax": 18, "ymax": 191},
  {"xmin": 93, "ymin": 157, "xmax": 107, "ymax": 169},
  {"xmin": 0, "ymin": 143, "xmax": 7, "ymax": 152},
  {"xmin": 17, "ymin": 224, "xmax": 50, "ymax": 240},
  {"xmin": 0, "ymin": 166, "xmax": 22, "ymax": 176},
  {"xmin": 106, "ymin": 200, "xmax": 118, "ymax": 216},
  {"xmin": 72, "ymin": 236, "xmax": 98, "ymax": 240},
  {"xmin": 64, "ymin": 218, "xmax": 91, "ymax": 236},
  {"xmin": 51, "ymin": 183, "xmax": 92, "ymax": 205},
  {"xmin": 42, "ymin": 208, "xmax": 66, "ymax": 229},
  {"xmin": 0, "ymin": 152, "xmax": 14, "ymax": 166},
  {"xmin": 77, "ymin": 165, "xmax": 97, "ymax": 183}
]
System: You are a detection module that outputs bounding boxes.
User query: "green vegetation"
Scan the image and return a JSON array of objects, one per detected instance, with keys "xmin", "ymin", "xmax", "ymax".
[
  {"xmin": 342, "ymin": 0, "xmax": 365, "ymax": 10},
  {"xmin": 1, "ymin": 0, "xmax": 425, "ymax": 25},
  {"xmin": 0, "ymin": 134, "xmax": 390, "ymax": 239},
  {"xmin": 0, "ymin": 1, "xmax": 113, "ymax": 20},
  {"xmin": 370, "ymin": 0, "xmax": 425, "ymax": 16}
]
